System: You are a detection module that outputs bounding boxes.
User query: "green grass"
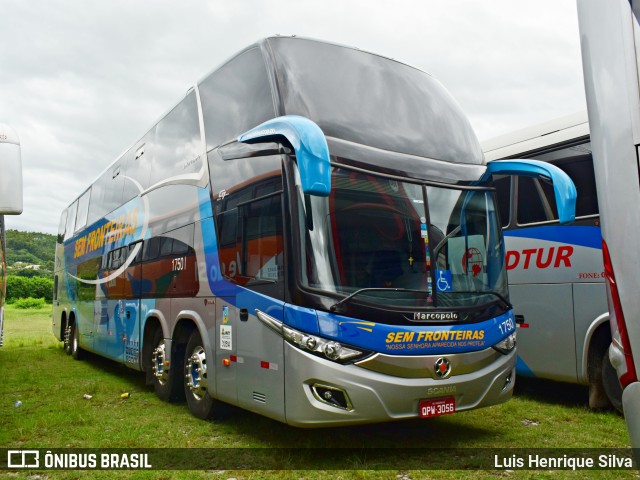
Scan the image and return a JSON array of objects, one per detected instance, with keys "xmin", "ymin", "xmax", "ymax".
[{"xmin": 0, "ymin": 305, "xmax": 634, "ymax": 479}]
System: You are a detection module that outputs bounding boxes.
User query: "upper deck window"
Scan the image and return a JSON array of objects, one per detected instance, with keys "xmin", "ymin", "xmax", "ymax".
[
  {"xmin": 269, "ymin": 37, "xmax": 483, "ymax": 164},
  {"xmin": 199, "ymin": 47, "xmax": 275, "ymax": 150},
  {"xmin": 151, "ymin": 90, "xmax": 201, "ymax": 186}
]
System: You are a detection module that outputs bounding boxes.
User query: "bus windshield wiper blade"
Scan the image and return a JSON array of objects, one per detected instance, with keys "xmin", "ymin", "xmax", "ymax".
[
  {"xmin": 441, "ymin": 290, "xmax": 512, "ymax": 309},
  {"xmin": 329, "ymin": 287, "xmax": 427, "ymax": 313}
]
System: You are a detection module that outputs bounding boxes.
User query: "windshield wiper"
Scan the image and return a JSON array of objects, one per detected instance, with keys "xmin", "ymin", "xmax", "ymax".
[
  {"xmin": 433, "ymin": 225, "xmax": 461, "ymax": 258},
  {"xmin": 329, "ymin": 288, "xmax": 427, "ymax": 313},
  {"xmin": 438, "ymin": 290, "xmax": 512, "ymax": 310}
]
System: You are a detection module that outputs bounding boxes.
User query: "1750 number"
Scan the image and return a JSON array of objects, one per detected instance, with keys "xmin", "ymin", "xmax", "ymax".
[
  {"xmin": 497, "ymin": 317, "xmax": 515, "ymax": 335},
  {"xmin": 172, "ymin": 256, "xmax": 186, "ymax": 271}
]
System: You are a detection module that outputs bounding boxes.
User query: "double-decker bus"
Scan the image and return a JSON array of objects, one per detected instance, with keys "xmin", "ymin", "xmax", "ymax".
[
  {"xmin": 0, "ymin": 123, "xmax": 23, "ymax": 347},
  {"xmin": 52, "ymin": 37, "xmax": 576, "ymax": 426},
  {"xmin": 578, "ymin": 0, "xmax": 640, "ymax": 451},
  {"xmin": 483, "ymin": 111, "xmax": 622, "ymax": 410}
]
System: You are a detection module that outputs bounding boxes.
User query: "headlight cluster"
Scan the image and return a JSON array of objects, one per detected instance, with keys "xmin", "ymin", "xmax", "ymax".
[
  {"xmin": 493, "ymin": 332, "xmax": 517, "ymax": 354},
  {"xmin": 282, "ymin": 325, "xmax": 367, "ymax": 362},
  {"xmin": 256, "ymin": 309, "xmax": 370, "ymax": 364}
]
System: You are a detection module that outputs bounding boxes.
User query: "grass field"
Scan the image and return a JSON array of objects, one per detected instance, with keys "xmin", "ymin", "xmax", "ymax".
[{"xmin": 0, "ymin": 305, "xmax": 635, "ymax": 479}]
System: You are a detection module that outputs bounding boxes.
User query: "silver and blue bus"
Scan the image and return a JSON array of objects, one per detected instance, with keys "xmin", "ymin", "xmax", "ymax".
[
  {"xmin": 52, "ymin": 37, "xmax": 576, "ymax": 426},
  {"xmin": 483, "ymin": 111, "xmax": 622, "ymax": 410}
]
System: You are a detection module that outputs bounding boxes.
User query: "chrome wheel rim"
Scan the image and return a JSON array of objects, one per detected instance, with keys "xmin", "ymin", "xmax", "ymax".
[
  {"xmin": 72, "ymin": 324, "xmax": 78, "ymax": 353},
  {"xmin": 64, "ymin": 324, "xmax": 71, "ymax": 351},
  {"xmin": 151, "ymin": 341, "xmax": 168, "ymax": 385},
  {"xmin": 185, "ymin": 346, "xmax": 207, "ymax": 401}
]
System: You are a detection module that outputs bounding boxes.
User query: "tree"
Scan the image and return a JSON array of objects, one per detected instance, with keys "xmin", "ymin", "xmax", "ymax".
[{"xmin": 6, "ymin": 276, "xmax": 54, "ymax": 303}]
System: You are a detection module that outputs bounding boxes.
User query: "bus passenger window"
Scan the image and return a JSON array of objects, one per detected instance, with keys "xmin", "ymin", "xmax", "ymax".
[
  {"xmin": 492, "ymin": 175, "xmax": 511, "ymax": 228},
  {"xmin": 172, "ymin": 238, "xmax": 189, "ymax": 255},
  {"xmin": 516, "ymin": 176, "xmax": 557, "ymax": 225},
  {"xmin": 128, "ymin": 241, "xmax": 143, "ymax": 264},
  {"xmin": 143, "ymin": 237, "xmax": 161, "ymax": 262},
  {"xmin": 526, "ymin": 143, "xmax": 597, "ymax": 220},
  {"xmin": 159, "ymin": 237, "xmax": 174, "ymax": 257},
  {"xmin": 555, "ymin": 156, "xmax": 599, "ymax": 217},
  {"xmin": 109, "ymin": 248, "xmax": 124, "ymax": 269},
  {"xmin": 199, "ymin": 47, "xmax": 275, "ymax": 150},
  {"xmin": 216, "ymin": 172, "xmax": 284, "ymax": 285},
  {"xmin": 57, "ymin": 210, "xmax": 67, "ymax": 244},
  {"xmin": 75, "ymin": 188, "xmax": 91, "ymax": 232},
  {"xmin": 218, "ymin": 211, "xmax": 238, "ymax": 249},
  {"xmin": 239, "ymin": 193, "xmax": 283, "ymax": 281},
  {"xmin": 64, "ymin": 201, "xmax": 78, "ymax": 241},
  {"xmin": 151, "ymin": 90, "xmax": 201, "ymax": 186},
  {"xmin": 123, "ymin": 131, "xmax": 154, "ymax": 200}
]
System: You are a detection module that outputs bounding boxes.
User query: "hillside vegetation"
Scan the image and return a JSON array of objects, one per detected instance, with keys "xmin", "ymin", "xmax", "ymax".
[
  {"xmin": 4, "ymin": 230, "xmax": 56, "ymax": 302},
  {"xmin": 6, "ymin": 229, "xmax": 56, "ymax": 278}
]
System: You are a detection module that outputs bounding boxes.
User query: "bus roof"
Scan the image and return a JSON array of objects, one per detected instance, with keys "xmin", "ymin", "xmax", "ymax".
[
  {"xmin": 65, "ymin": 36, "xmax": 485, "ymax": 210},
  {"xmin": 482, "ymin": 111, "xmax": 589, "ymax": 161}
]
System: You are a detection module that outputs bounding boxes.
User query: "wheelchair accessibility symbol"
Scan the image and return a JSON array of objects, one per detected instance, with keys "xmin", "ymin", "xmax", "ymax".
[{"xmin": 436, "ymin": 270, "xmax": 452, "ymax": 292}]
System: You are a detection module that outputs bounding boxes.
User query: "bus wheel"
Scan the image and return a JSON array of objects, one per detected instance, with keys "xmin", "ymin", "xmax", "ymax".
[
  {"xmin": 602, "ymin": 352, "xmax": 623, "ymax": 413},
  {"xmin": 150, "ymin": 328, "xmax": 183, "ymax": 402},
  {"xmin": 63, "ymin": 319, "xmax": 72, "ymax": 355},
  {"xmin": 70, "ymin": 320, "xmax": 84, "ymax": 360},
  {"xmin": 184, "ymin": 330, "xmax": 217, "ymax": 419}
]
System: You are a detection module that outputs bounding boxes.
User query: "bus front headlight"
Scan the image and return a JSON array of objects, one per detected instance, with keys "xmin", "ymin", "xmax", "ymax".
[
  {"xmin": 282, "ymin": 326, "xmax": 369, "ymax": 363},
  {"xmin": 255, "ymin": 309, "xmax": 371, "ymax": 364},
  {"xmin": 493, "ymin": 332, "xmax": 517, "ymax": 354}
]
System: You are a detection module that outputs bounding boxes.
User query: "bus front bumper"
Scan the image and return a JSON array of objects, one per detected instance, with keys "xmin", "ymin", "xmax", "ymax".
[{"xmin": 283, "ymin": 343, "xmax": 516, "ymax": 427}]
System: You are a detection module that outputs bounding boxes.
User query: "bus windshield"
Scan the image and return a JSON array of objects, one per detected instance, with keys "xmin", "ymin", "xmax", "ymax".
[{"xmin": 297, "ymin": 166, "xmax": 508, "ymax": 310}]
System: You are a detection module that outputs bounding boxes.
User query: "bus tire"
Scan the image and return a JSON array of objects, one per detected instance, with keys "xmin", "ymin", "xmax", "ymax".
[
  {"xmin": 70, "ymin": 320, "xmax": 84, "ymax": 360},
  {"xmin": 602, "ymin": 351, "xmax": 623, "ymax": 413},
  {"xmin": 588, "ymin": 329, "xmax": 614, "ymax": 409},
  {"xmin": 63, "ymin": 318, "xmax": 72, "ymax": 355},
  {"xmin": 150, "ymin": 328, "xmax": 183, "ymax": 403},
  {"xmin": 184, "ymin": 329, "xmax": 217, "ymax": 420}
]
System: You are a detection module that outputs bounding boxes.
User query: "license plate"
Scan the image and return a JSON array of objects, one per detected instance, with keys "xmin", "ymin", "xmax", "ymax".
[{"xmin": 419, "ymin": 397, "xmax": 456, "ymax": 418}]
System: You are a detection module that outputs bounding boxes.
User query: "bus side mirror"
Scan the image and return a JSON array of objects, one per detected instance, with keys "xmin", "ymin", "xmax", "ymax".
[
  {"xmin": 238, "ymin": 115, "xmax": 331, "ymax": 197},
  {"xmin": 482, "ymin": 159, "xmax": 577, "ymax": 224},
  {"xmin": 0, "ymin": 124, "xmax": 23, "ymax": 215}
]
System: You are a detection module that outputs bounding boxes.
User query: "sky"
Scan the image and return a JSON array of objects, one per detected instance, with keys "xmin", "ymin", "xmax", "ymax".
[{"xmin": 0, "ymin": 0, "xmax": 586, "ymax": 234}]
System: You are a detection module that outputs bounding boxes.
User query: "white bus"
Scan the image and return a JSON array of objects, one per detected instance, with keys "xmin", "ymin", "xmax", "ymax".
[
  {"xmin": 483, "ymin": 111, "xmax": 622, "ymax": 410},
  {"xmin": 578, "ymin": 0, "xmax": 640, "ymax": 452},
  {"xmin": 0, "ymin": 123, "xmax": 23, "ymax": 346}
]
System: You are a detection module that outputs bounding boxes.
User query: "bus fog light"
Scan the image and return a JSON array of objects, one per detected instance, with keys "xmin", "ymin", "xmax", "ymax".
[
  {"xmin": 311, "ymin": 383, "xmax": 352, "ymax": 410},
  {"xmin": 493, "ymin": 332, "xmax": 517, "ymax": 354},
  {"xmin": 503, "ymin": 372, "xmax": 513, "ymax": 390}
]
